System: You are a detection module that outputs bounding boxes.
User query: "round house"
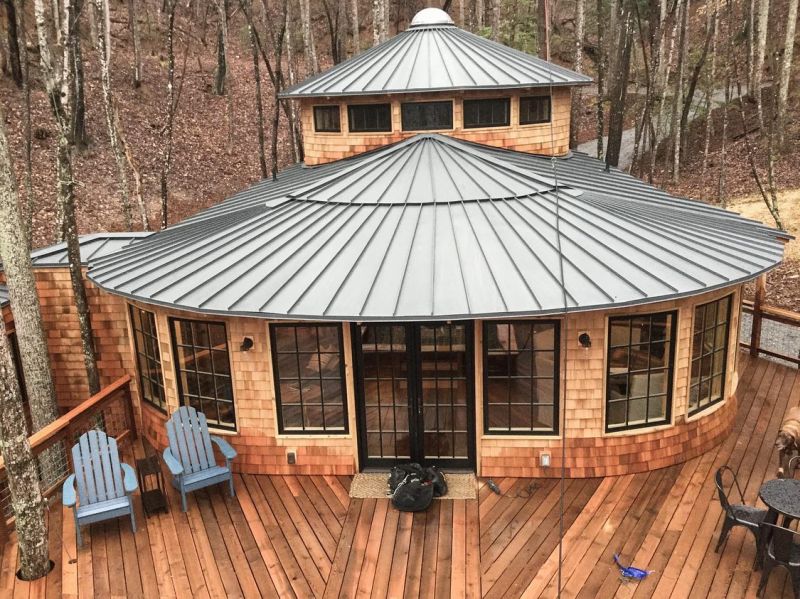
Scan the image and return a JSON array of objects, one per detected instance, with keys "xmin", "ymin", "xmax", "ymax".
[{"xmin": 86, "ymin": 9, "xmax": 787, "ymax": 478}]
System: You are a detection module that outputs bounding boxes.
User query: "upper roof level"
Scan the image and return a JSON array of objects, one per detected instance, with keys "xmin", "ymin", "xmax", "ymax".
[
  {"xmin": 280, "ymin": 8, "xmax": 590, "ymax": 99},
  {"xmin": 281, "ymin": 8, "xmax": 591, "ymax": 165}
]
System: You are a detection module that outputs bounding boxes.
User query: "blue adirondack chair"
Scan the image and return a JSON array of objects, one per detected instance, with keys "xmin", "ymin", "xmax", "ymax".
[
  {"xmin": 163, "ymin": 406, "xmax": 237, "ymax": 512},
  {"xmin": 62, "ymin": 430, "xmax": 138, "ymax": 547}
]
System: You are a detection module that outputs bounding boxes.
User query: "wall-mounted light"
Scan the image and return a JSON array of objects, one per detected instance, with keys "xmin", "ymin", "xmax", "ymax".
[
  {"xmin": 578, "ymin": 332, "xmax": 592, "ymax": 348},
  {"xmin": 240, "ymin": 337, "xmax": 254, "ymax": 352}
]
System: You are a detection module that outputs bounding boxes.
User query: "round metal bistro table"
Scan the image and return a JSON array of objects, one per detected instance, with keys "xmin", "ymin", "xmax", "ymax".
[
  {"xmin": 759, "ymin": 479, "xmax": 800, "ymax": 521},
  {"xmin": 757, "ymin": 478, "xmax": 800, "ymax": 566}
]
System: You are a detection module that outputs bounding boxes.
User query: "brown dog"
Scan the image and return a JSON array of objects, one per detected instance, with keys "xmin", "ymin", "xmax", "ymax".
[{"xmin": 775, "ymin": 407, "xmax": 800, "ymax": 477}]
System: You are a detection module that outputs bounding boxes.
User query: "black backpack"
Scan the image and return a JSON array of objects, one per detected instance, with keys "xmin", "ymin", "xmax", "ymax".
[
  {"xmin": 391, "ymin": 475, "xmax": 434, "ymax": 512},
  {"xmin": 424, "ymin": 466, "xmax": 447, "ymax": 497},
  {"xmin": 388, "ymin": 463, "xmax": 424, "ymax": 494}
]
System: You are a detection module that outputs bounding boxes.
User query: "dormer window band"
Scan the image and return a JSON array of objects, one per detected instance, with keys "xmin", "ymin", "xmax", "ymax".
[
  {"xmin": 401, "ymin": 100, "xmax": 453, "ymax": 131},
  {"xmin": 520, "ymin": 95, "xmax": 551, "ymax": 125},
  {"xmin": 313, "ymin": 105, "xmax": 341, "ymax": 132},
  {"xmin": 348, "ymin": 103, "xmax": 392, "ymax": 133},
  {"xmin": 463, "ymin": 98, "xmax": 511, "ymax": 129}
]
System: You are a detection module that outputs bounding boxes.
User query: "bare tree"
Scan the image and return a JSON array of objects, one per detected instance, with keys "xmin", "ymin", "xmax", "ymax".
[
  {"xmin": 13, "ymin": 0, "xmax": 35, "ymax": 241},
  {"xmin": 670, "ymin": 0, "xmax": 688, "ymax": 183},
  {"xmin": 777, "ymin": 0, "xmax": 797, "ymax": 144},
  {"xmin": 300, "ymin": 0, "xmax": 319, "ymax": 72},
  {"xmin": 127, "ymin": 0, "xmax": 142, "ymax": 87},
  {"xmin": 0, "ymin": 318, "xmax": 48, "ymax": 581},
  {"xmin": 160, "ymin": 0, "xmax": 177, "ymax": 229},
  {"xmin": 753, "ymin": 0, "xmax": 769, "ymax": 128},
  {"xmin": 702, "ymin": 0, "xmax": 719, "ymax": 175},
  {"xmin": 213, "ymin": 0, "xmax": 228, "ymax": 95},
  {"xmin": 91, "ymin": 0, "xmax": 148, "ymax": 230},
  {"xmin": 67, "ymin": 0, "xmax": 88, "ymax": 149},
  {"xmin": 595, "ymin": 0, "xmax": 606, "ymax": 160},
  {"xmin": 3, "ymin": 0, "xmax": 23, "ymax": 86},
  {"xmin": 249, "ymin": 14, "xmax": 268, "ymax": 178},
  {"xmin": 350, "ymin": 0, "xmax": 359, "ymax": 53},
  {"xmin": 489, "ymin": 0, "xmax": 500, "ymax": 40},
  {"xmin": 0, "ymin": 113, "xmax": 59, "ymax": 436},
  {"xmin": 569, "ymin": 0, "xmax": 584, "ymax": 149},
  {"xmin": 605, "ymin": 2, "xmax": 633, "ymax": 167},
  {"xmin": 476, "ymin": 0, "xmax": 484, "ymax": 29},
  {"xmin": 372, "ymin": 0, "xmax": 387, "ymax": 44}
]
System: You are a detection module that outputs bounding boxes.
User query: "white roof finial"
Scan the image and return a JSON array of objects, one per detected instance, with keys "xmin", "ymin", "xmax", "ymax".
[{"xmin": 410, "ymin": 7, "xmax": 455, "ymax": 27}]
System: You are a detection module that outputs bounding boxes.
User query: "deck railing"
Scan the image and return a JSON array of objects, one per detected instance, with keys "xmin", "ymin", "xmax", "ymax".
[
  {"xmin": 740, "ymin": 275, "xmax": 800, "ymax": 366},
  {"xmin": 0, "ymin": 375, "xmax": 136, "ymax": 544}
]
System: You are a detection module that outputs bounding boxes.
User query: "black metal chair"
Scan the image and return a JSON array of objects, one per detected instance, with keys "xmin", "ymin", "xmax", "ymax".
[
  {"xmin": 715, "ymin": 466, "xmax": 767, "ymax": 559},
  {"xmin": 758, "ymin": 522, "xmax": 800, "ymax": 598}
]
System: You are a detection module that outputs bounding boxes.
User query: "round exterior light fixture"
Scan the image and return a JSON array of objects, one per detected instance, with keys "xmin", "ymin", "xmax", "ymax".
[
  {"xmin": 578, "ymin": 333, "xmax": 592, "ymax": 348},
  {"xmin": 240, "ymin": 337, "xmax": 254, "ymax": 352},
  {"xmin": 410, "ymin": 7, "xmax": 455, "ymax": 27}
]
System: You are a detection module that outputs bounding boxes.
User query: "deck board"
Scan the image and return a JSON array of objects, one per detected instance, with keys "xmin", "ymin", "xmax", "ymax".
[{"xmin": 1, "ymin": 352, "xmax": 797, "ymax": 597}]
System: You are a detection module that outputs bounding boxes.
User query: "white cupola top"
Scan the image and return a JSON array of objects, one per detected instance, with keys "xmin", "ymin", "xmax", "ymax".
[{"xmin": 409, "ymin": 7, "xmax": 455, "ymax": 28}]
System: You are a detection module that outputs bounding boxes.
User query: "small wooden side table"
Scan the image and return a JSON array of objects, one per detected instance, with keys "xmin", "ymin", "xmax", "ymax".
[{"xmin": 136, "ymin": 454, "xmax": 168, "ymax": 516}]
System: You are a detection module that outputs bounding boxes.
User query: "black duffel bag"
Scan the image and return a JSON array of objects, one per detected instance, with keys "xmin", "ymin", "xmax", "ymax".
[
  {"xmin": 391, "ymin": 475, "xmax": 434, "ymax": 512},
  {"xmin": 388, "ymin": 463, "xmax": 424, "ymax": 494},
  {"xmin": 424, "ymin": 466, "xmax": 447, "ymax": 497}
]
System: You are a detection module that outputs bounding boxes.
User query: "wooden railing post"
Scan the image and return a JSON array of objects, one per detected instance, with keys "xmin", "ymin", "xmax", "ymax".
[
  {"xmin": 124, "ymin": 385, "xmax": 138, "ymax": 441},
  {"xmin": 750, "ymin": 274, "xmax": 767, "ymax": 357}
]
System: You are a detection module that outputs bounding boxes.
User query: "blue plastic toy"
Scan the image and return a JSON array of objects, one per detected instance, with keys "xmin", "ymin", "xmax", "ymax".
[{"xmin": 613, "ymin": 554, "xmax": 652, "ymax": 581}]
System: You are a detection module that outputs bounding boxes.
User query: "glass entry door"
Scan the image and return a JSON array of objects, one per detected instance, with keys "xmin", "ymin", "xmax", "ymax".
[{"xmin": 353, "ymin": 323, "xmax": 475, "ymax": 469}]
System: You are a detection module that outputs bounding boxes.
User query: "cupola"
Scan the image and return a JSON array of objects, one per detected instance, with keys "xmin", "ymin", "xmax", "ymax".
[{"xmin": 280, "ymin": 8, "xmax": 591, "ymax": 165}]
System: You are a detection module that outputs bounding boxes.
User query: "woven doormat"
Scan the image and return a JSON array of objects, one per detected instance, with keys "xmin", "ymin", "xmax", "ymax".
[{"xmin": 349, "ymin": 472, "xmax": 477, "ymax": 500}]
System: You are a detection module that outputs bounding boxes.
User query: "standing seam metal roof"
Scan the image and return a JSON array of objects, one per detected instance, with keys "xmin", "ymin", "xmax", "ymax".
[
  {"xmin": 279, "ymin": 18, "xmax": 591, "ymax": 98},
  {"xmin": 87, "ymin": 134, "xmax": 786, "ymax": 322}
]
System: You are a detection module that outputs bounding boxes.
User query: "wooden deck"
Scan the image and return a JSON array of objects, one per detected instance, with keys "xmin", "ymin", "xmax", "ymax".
[{"xmin": 0, "ymin": 352, "xmax": 798, "ymax": 598}]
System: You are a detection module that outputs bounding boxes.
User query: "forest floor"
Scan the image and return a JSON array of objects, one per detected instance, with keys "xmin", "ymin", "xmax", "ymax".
[{"xmin": 1, "ymin": 5, "xmax": 797, "ymax": 309}]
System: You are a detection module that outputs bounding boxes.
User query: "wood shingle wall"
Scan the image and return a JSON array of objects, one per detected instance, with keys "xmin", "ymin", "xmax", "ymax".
[{"xmin": 300, "ymin": 87, "xmax": 571, "ymax": 165}]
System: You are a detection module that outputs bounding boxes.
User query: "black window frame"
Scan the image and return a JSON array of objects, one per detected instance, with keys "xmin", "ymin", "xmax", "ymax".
[
  {"xmin": 605, "ymin": 311, "xmax": 677, "ymax": 433},
  {"xmin": 169, "ymin": 317, "xmax": 237, "ymax": 431},
  {"xmin": 519, "ymin": 95, "xmax": 552, "ymax": 125},
  {"xmin": 347, "ymin": 103, "xmax": 392, "ymax": 133},
  {"xmin": 463, "ymin": 97, "xmax": 511, "ymax": 129},
  {"xmin": 400, "ymin": 100, "xmax": 454, "ymax": 131},
  {"xmin": 270, "ymin": 323, "xmax": 349, "ymax": 435},
  {"xmin": 313, "ymin": 105, "xmax": 341, "ymax": 133},
  {"xmin": 129, "ymin": 305, "xmax": 167, "ymax": 413},
  {"xmin": 483, "ymin": 320, "xmax": 560, "ymax": 436},
  {"xmin": 689, "ymin": 295, "xmax": 732, "ymax": 416}
]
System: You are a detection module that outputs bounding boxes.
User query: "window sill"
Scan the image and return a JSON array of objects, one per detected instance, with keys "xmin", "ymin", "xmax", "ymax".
[
  {"xmin": 275, "ymin": 432, "xmax": 352, "ymax": 440},
  {"xmin": 480, "ymin": 433, "xmax": 560, "ymax": 441},
  {"xmin": 686, "ymin": 397, "xmax": 727, "ymax": 423},
  {"xmin": 519, "ymin": 120, "xmax": 552, "ymax": 128},
  {"xmin": 603, "ymin": 421, "xmax": 673, "ymax": 437},
  {"xmin": 207, "ymin": 426, "xmax": 238, "ymax": 437}
]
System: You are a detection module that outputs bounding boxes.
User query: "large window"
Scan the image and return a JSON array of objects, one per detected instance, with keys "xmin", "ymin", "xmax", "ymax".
[
  {"xmin": 690, "ymin": 295, "xmax": 732, "ymax": 415},
  {"xmin": 519, "ymin": 95, "xmax": 551, "ymax": 125},
  {"xmin": 606, "ymin": 312, "xmax": 676, "ymax": 431},
  {"xmin": 484, "ymin": 321, "xmax": 559, "ymax": 434},
  {"xmin": 313, "ymin": 105, "xmax": 341, "ymax": 132},
  {"xmin": 270, "ymin": 324, "xmax": 348, "ymax": 434},
  {"xmin": 463, "ymin": 98, "xmax": 510, "ymax": 128},
  {"xmin": 401, "ymin": 101, "xmax": 453, "ymax": 131},
  {"xmin": 170, "ymin": 318, "xmax": 236, "ymax": 429},
  {"xmin": 348, "ymin": 103, "xmax": 392, "ymax": 132},
  {"xmin": 130, "ymin": 306, "xmax": 166, "ymax": 411}
]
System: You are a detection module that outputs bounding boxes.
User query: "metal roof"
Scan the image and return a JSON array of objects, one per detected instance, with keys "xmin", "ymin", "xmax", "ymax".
[
  {"xmin": 87, "ymin": 134, "xmax": 786, "ymax": 322},
  {"xmin": 0, "ymin": 285, "xmax": 8, "ymax": 309},
  {"xmin": 280, "ymin": 10, "xmax": 591, "ymax": 98},
  {"xmin": 29, "ymin": 232, "xmax": 151, "ymax": 268}
]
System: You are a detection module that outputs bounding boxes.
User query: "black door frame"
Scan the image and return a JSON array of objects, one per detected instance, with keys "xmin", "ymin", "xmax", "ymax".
[{"xmin": 352, "ymin": 322, "xmax": 476, "ymax": 470}]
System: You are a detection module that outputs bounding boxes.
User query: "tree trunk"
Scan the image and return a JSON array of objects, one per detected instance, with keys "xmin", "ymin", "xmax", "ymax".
[
  {"xmin": 249, "ymin": 20, "xmax": 268, "ymax": 179},
  {"xmin": 160, "ymin": 0, "xmax": 176, "ymax": 230},
  {"xmin": 271, "ymin": 0, "xmax": 287, "ymax": 180},
  {"xmin": 4, "ymin": 0, "xmax": 22, "ymax": 86},
  {"xmin": 213, "ymin": 0, "xmax": 226, "ymax": 95},
  {"xmin": 747, "ymin": 0, "xmax": 755, "ymax": 90},
  {"xmin": 489, "ymin": 0, "xmax": 500, "ymax": 40},
  {"xmin": 67, "ymin": 0, "xmax": 88, "ymax": 149},
  {"xmin": 15, "ymin": 0, "xmax": 35, "ymax": 242},
  {"xmin": 569, "ymin": 0, "xmax": 584, "ymax": 149},
  {"xmin": 0, "ymin": 320, "xmax": 48, "ymax": 581},
  {"xmin": 754, "ymin": 0, "xmax": 769, "ymax": 128},
  {"xmin": 91, "ymin": 0, "xmax": 137, "ymax": 230},
  {"xmin": 702, "ymin": 0, "xmax": 719, "ymax": 175},
  {"xmin": 671, "ymin": 0, "xmax": 688, "ymax": 183},
  {"xmin": 605, "ymin": 4, "xmax": 633, "ymax": 168},
  {"xmin": 595, "ymin": 0, "xmax": 605, "ymax": 160},
  {"xmin": 350, "ymin": 0, "xmax": 359, "ymax": 53},
  {"xmin": 127, "ymin": 0, "xmax": 142, "ymax": 87},
  {"xmin": 300, "ymin": 0, "xmax": 318, "ymax": 72},
  {"xmin": 0, "ymin": 118, "xmax": 59, "ymax": 435},
  {"xmin": 777, "ymin": 0, "xmax": 797, "ymax": 144}
]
